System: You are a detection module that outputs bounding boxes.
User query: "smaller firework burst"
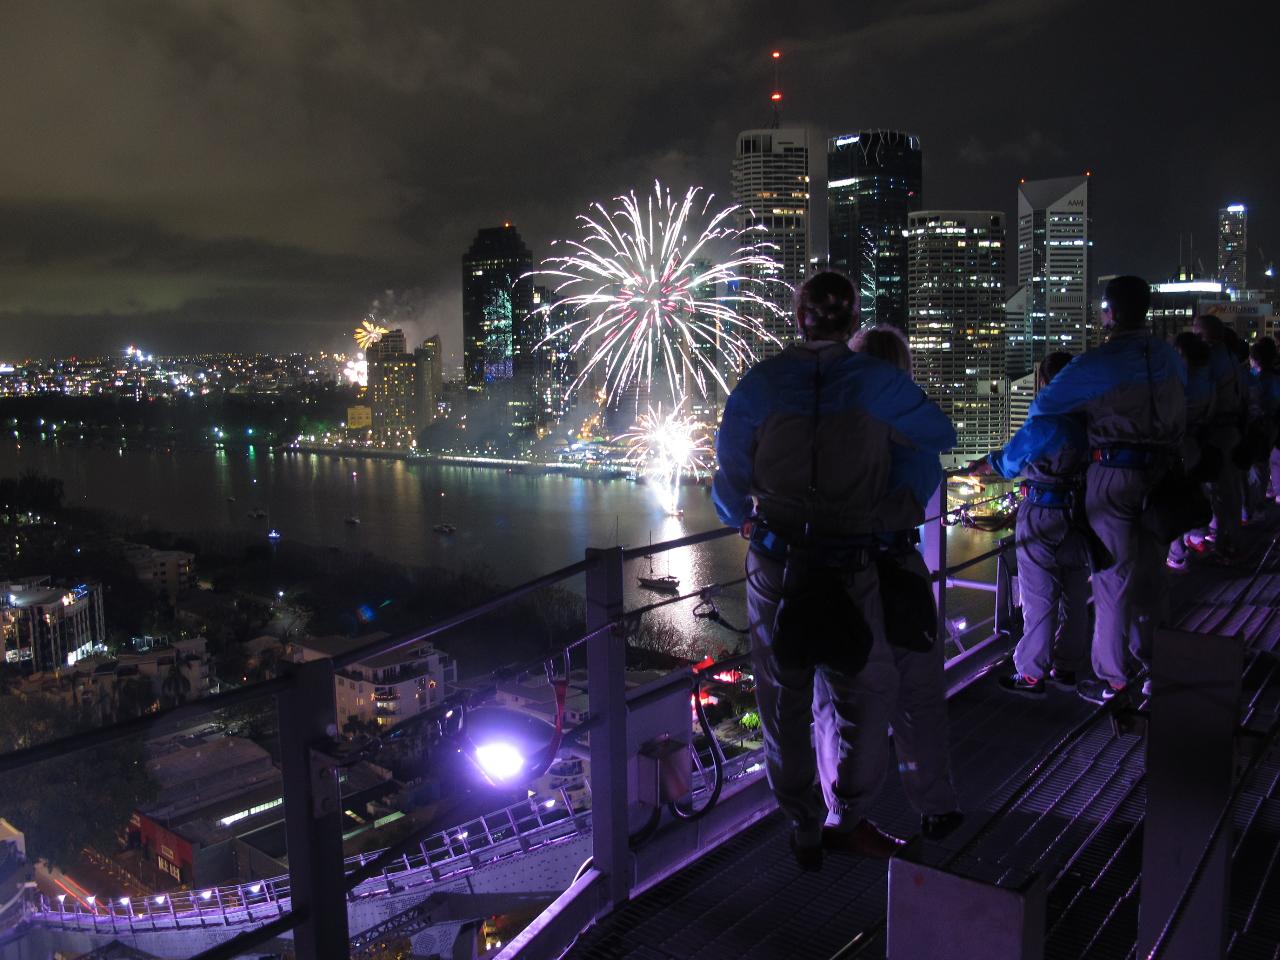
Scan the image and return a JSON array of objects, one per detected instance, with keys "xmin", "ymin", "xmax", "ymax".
[
  {"xmin": 354, "ymin": 319, "xmax": 390, "ymax": 351},
  {"xmin": 343, "ymin": 354, "xmax": 368, "ymax": 388},
  {"xmin": 619, "ymin": 401, "xmax": 712, "ymax": 515}
]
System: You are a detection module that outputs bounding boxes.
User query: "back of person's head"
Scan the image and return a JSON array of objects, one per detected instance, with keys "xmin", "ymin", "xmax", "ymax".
[
  {"xmin": 849, "ymin": 324, "xmax": 912, "ymax": 374},
  {"xmin": 1251, "ymin": 337, "xmax": 1278, "ymax": 369},
  {"xmin": 1038, "ymin": 351, "xmax": 1074, "ymax": 388},
  {"xmin": 796, "ymin": 271, "xmax": 857, "ymax": 340},
  {"xmin": 1175, "ymin": 330, "xmax": 1211, "ymax": 368},
  {"xmin": 1193, "ymin": 313, "xmax": 1225, "ymax": 342},
  {"xmin": 1102, "ymin": 276, "xmax": 1151, "ymax": 330}
]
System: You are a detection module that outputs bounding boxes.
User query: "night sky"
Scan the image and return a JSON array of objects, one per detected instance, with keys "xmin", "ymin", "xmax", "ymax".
[{"xmin": 2, "ymin": 0, "xmax": 1275, "ymax": 365}]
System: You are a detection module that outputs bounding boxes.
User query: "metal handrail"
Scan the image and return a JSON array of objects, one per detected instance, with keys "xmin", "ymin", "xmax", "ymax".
[{"xmin": 4, "ymin": 513, "xmax": 1019, "ymax": 958}]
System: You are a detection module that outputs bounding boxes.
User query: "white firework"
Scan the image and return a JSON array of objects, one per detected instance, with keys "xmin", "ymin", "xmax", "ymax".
[
  {"xmin": 528, "ymin": 181, "xmax": 788, "ymax": 406},
  {"xmin": 620, "ymin": 400, "xmax": 712, "ymax": 515}
]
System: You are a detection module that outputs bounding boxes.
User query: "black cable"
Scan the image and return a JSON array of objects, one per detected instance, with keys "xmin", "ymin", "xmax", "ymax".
[{"xmin": 668, "ymin": 673, "xmax": 726, "ymax": 821}]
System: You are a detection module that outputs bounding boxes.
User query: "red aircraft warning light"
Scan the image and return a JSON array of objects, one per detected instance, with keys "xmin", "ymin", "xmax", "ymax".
[{"xmin": 770, "ymin": 92, "xmax": 783, "ymax": 102}]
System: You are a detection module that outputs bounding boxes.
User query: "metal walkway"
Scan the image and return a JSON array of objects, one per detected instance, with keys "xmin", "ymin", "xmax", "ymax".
[{"xmin": 566, "ymin": 525, "xmax": 1280, "ymax": 960}]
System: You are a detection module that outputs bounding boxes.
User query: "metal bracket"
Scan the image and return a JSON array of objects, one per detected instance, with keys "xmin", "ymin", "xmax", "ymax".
[{"xmin": 310, "ymin": 747, "xmax": 342, "ymax": 819}]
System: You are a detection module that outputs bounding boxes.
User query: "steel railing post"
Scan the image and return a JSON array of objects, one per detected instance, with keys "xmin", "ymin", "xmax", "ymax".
[
  {"xmin": 277, "ymin": 658, "xmax": 349, "ymax": 959},
  {"xmin": 585, "ymin": 546, "xmax": 630, "ymax": 910},
  {"xmin": 922, "ymin": 484, "xmax": 948, "ymax": 644}
]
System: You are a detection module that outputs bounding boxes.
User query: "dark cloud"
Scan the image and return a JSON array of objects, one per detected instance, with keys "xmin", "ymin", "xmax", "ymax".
[{"xmin": 0, "ymin": 0, "xmax": 1276, "ymax": 363}]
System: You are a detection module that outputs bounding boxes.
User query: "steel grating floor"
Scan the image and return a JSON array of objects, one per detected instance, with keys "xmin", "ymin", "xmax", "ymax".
[{"xmin": 565, "ymin": 522, "xmax": 1280, "ymax": 960}]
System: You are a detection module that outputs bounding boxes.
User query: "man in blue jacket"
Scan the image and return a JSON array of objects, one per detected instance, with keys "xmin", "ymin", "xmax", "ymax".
[
  {"xmin": 971, "ymin": 352, "xmax": 1090, "ymax": 697},
  {"xmin": 713, "ymin": 271, "xmax": 959, "ymax": 869},
  {"xmin": 983, "ymin": 276, "xmax": 1185, "ymax": 703}
]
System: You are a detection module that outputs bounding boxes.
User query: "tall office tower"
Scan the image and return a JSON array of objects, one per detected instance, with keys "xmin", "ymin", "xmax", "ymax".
[
  {"xmin": 369, "ymin": 351, "xmax": 419, "ymax": 447},
  {"xmin": 1218, "ymin": 204, "xmax": 1247, "ymax": 295},
  {"xmin": 1004, "ymin": 286, "xmax": 1031, "ymax": 379},
  {"xmin": 827, "ymin": 130, "xmax": 922, "ymax": 330},
  {"xmin": 1016, "ymin": 175, "xmax": 1090, "ymax": 370},
  {"xmin": 414, "ymin": 336, "xmax": 443, "ymax": 431},
  {"xmin": 906, "ymin": 211, "xmax": 1007, "ymax": 467},
  {"xmin": 732, "ymin": 128, "xmax": 822, "ymax": 357},
  {"xmin": 367, "ymin": 327, "xmax": 407, "ymax": 361},
  {"xmin": 529, "ymin": 287, "xmax": 578, "ymax": 432},
  {"xmin": 462, "ymin": 224, "xmax": 534, "ymax": 390}
]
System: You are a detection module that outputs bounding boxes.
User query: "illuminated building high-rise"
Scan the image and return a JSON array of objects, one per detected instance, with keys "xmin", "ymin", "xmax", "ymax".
[
  {"xmin": 906, "ymin": 211, "xmax": 1007, "ymax": 467},
  {"xmin": 530, "ymin": 287, "xmax": 577, "ymax": 433},
  {"xmin": 366, "ymin": 328, "xmax": 406, "ymax": 361},
  {"xmin": 462, "ymin": 225, "xmax": 534, "ymax": 390},
  {"xmin": 414, "ymin": 336, "xmax": 443, "ymax": 431},
  {"xmin": 827, "ymin": 130, "xmax": 922, "ymax": 330},
  {"xmin": 1015, "ymin": 175, "xmax": 1090, "ymax": 376},
  {"xmin": 369, "ymin": 351, "xmax": 419, "ymax": 448},
  {"xmin": 1218, "ymin": 204, "xmax": 1247, "ymax": 295},
  {"xmin": 732, "ymin": 128, "xmax": 822, "ymax": 357}
]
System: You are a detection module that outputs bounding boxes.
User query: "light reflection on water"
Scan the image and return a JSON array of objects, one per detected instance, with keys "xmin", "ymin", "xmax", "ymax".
[{"xmin": 0, "ymin": 441, "xmax": 1003, "ymax": 656}]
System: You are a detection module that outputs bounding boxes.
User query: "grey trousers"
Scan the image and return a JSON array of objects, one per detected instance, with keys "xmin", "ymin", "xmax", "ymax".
[
  {"xmin": 746, "ymin": 548, "xmax": 957, "ymax": 835},
  {"xmin": 1013, "ymin": 503, "xmax": 1090, "ymax": 679},
  {"xmin": 1086, "ymin": 464, "xmax": 1164, "ymax": 686}
]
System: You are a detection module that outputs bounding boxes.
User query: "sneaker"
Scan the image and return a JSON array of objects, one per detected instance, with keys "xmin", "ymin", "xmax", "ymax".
[
  {"xmin": 789, "ymin": 829, "xmax": 823, "ymax": 872},
  {"xmin": 1078, "ymin": 678, "xmax": 1127, "ymax": 705},
  {"xmin": 1166, "ymin": 552, "xmax": 1188, "ymax": 571},
  {"xmin": 1141, "ymin": 678, "xmax": 1152, "ymax": 697},
  {"xmin": 1048, "ymin": 668, "xmax": 1077, "ymax": 689},
  {"xmin": 1185, "ymin": 535, "xmax": 1209, "ymax": 554},
  {"xmin": 997, "ymin": 671, "xmax": 1045, "ymax": 697},
  {"xmin": 822, "ymin": 820, "xmax": 906, "ymax": 860},
  {"xmin": 921, "ymin": 811, "xmax": 965, "ymax": 841}
]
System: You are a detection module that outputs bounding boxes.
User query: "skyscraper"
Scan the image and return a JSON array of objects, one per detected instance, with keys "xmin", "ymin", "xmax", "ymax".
[
  {"xmin": 414, "ymin": 336, "xmax": 443, "ymax": 432},
  {"xmin": 462, "ymin": 225, "xmax": 534, "ymax": 390},
  {"xmin": 369, "ymin": 352, "xmax": 419, "ymax": 448},
  {"xmin": 1015, "ymin": 175, "xmax": 1090, "ymax": 376},
  {"xmin": 906, "ymin": 211, "xmax": 1007, "ymax": 467},
  {"xmin": 732, "ymin": 128, "xmax": 821, "ymax": 356},
  {"xmin": 827, "ymin": 130, "xmax": 922, "ymax": 330},
  {"xmin": 1218, "ymin": 204, "xmax": 1247, "ymax": 295}
]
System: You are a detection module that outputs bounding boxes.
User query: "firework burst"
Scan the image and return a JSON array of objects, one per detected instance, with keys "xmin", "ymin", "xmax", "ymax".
[
  {"xmin": 528, "ymin": 181, "xmax": 787, "ymax": 405},
  {"xmin": 619, "ymin": 400, "xmax": 712, "ymax": 515},
  {"xmin": 354, "ymin": 319, "xmax": 390, "ymax": 351}
]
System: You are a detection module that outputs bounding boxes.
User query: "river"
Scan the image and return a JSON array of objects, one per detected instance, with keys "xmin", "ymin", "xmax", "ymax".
[{"xmin": 0, "ymin": 440, "xmax": 1003, "ymax": 656}]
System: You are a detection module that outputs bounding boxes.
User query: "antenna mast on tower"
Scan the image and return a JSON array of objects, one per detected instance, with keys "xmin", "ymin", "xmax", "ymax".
[{"xmin": 769, "ymin": 50, "xmax": 783, "ymax": 128}]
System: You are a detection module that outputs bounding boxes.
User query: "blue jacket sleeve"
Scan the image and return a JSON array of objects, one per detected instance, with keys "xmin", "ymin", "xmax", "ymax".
[
  {"xmin": 712, "ymin": 373, "xmax": 765, "ymax": 527},
  {"xmin": 988, "ymin": 416, "xmax": 1074, "ymax": 479},
  {"xmin": 865, "ymin": 366, "xmax": 957, "ymax": 453}
]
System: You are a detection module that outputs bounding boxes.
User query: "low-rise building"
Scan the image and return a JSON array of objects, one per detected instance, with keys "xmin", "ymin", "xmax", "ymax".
[
  {"xmin": 129, "ymin": 731, "xmax": 395, "ymax": 890},
  {"xmin": 1, "ymin": 577, "xmax": 106, "ymax": 672},
  {"xmin": 121, "ymin": 543, "xmax": 195, "ymax": 607},
  {"xmin": 19, "ymin": 637, "xmax": 210, "ymax": 715},
  {"xmin": 286, "ymin": 633, "xmax": 458, "ymax": 732}
]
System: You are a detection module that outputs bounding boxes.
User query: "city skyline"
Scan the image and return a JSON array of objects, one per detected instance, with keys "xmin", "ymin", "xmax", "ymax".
[{"xmin": 1, "ymin": 1, "xmax": 1275, "ymax": 365}]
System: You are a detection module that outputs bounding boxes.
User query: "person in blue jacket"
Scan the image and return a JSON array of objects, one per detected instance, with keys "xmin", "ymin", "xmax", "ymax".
[
  {"xmin": 1194, "ymin": 314, "xmax": 1245, "ymax": 559},
  {"xmin": 713, "ymin": 270, "xmax": 960, "ymax": 870},
  {"xmin": 1166, "ymin": 331, "xmax": 1217, "ymax": 570},
  {"xmin": 981, "ymin": 276, "xmax": 1185, "ymax": 704},
  {"xmin": 970, "ymin": 352, "xmax": 1089, "ymax": 697}
]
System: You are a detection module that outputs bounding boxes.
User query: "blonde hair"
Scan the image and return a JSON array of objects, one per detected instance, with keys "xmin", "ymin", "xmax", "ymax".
[{"xmin": 850, "ymin": 324, "xmax": 912, "ymax": 374}]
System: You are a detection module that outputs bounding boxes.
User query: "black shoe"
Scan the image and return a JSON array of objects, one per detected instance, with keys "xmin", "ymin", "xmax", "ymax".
[
  {"xmin": 1077, "ymin": 678, "xmax": 1128, "ymax": 705},
  {"xmin": 1048, "ymin": 668, "xmax": 1077, "ymax": 689},
  {"xmin": 997, "ymin": 671, "xmax": 1045, "ymax": 697},
  {"xmin": 789, "ymin": 829, "xmax": 823, "ymax": 872},
  {"xmin": 921, "ymin": 811, "xmax": 965, "ymax": 841}
]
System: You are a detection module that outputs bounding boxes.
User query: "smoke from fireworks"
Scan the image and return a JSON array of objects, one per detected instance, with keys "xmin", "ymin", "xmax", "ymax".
[
  {"xmin": 528, "ymin": 181, "xmax": 787, "ymax": 405},
  {"xmin": 620, "ymin": 400, "xmax": 712, "ymax": 515},
  {"xmin": 354, "ymin": 319, "xmax": 390, "ymax": 351}
]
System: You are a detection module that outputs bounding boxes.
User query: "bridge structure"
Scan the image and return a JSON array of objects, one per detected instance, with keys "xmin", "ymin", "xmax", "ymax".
[{"xmin": 1, "ymin": 484, "xmax": 1278, "ymax": 960}]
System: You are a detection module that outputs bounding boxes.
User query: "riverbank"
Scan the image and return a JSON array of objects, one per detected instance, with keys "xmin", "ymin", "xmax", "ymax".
[{"xmin": 286, "ymin": 442, "xmax": 641, "ymax": 480}]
